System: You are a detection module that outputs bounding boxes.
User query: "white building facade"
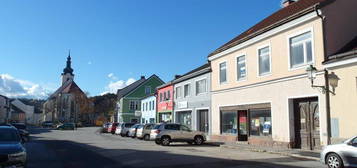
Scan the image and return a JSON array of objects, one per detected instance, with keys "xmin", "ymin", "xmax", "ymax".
[{"xmin": 140, "ymin": 95, "xmax": 156, "ymax": 124}]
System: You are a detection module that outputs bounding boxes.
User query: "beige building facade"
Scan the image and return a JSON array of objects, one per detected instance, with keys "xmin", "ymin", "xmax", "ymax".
[{"xmin": 208, "ymin": 0, "xmax": 357, "ymax": 150}]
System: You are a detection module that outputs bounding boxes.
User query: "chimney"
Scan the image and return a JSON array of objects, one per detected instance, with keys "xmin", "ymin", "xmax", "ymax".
[
  {"xmin": 174, "ymin": 75, "xmax": 181, "ymax": 79},
  {"xmin": 282, "ymin": 0, "xmax": 296, "ymax": 8},
  {"xmin": 140, "ymin": 76, "xmax": 145, "ymax": 79}
]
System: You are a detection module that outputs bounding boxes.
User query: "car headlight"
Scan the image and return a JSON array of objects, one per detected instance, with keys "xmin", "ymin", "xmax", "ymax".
[{"xmin": 8, "ymin": 151, "xmax": 26, "ymax": 160}]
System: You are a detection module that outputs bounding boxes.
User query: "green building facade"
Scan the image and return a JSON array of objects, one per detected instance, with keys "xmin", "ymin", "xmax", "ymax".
[{"xmin": 116, "ymin": 75, "xmax": 164, "ymax": 123}]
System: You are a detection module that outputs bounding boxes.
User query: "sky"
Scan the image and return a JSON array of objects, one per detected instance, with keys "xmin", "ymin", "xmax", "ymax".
[{"xmin": 0, "ymin": 0, "xmax": 283, "ymax": 99}]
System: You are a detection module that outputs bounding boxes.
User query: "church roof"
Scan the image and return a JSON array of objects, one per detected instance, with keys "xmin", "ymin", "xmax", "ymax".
[{"xmin": 48, "ymin": 80, "xmax": 85, "ymax": 99}]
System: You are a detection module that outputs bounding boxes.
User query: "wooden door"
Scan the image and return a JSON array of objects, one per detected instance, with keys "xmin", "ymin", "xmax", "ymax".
[{"xmin": 294, "ymin": 98, "xmax": 320, "ymax": 150}]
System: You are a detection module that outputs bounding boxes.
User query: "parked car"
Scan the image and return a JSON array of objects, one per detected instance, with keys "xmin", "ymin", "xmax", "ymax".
[
  {"xmin": 109, "ymin": 122, "xmax": 119, "ymax": 134},
  {"xmin": 0, "ymin": 125, "xmax": 27, "ymax": 167},
  {"xmin": 106, "ymin": 123, "xmax": 113, "ymax": 133},
  {"xmin": 153, "ymin": 123, "xmax": 206, "ymax": 146},
  {"xmin": 102, "ymin": 122, "xmax": 111, "ymax": 133},
  {"xmin": 41, "ymin": 121, "xmax": 54, "ymax": 128},
  {"xmin": 137, "ymin": 123, "xmax": 156, "ymax": 140},
  {"xmin": 128, "ymin": 124, "xmax": 142, "ymax": 138},
  {"xmin": 320, "ymin": 135, "xmax": 357, "ymax": 168},
  {"xmin": 11, "ymin": 123, "xmax": 30, "ymax": 142},
  {"xmin": 56, "ymin": 123, "xmax": 76, "ymax": 130},
  {"xmin": 115, "ymin": 123, "xmax": 135, "ymax": 137}
]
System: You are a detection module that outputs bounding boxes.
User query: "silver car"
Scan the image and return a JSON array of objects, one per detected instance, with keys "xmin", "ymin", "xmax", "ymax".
[
  {"xmin": 115, "ymin": 123, "xmax": 135, "ymax": 137},
  {"xmin": 154, "ymin": 123, "xmax": 206, "ymax": 146},
  {"xmin": 137, "ymin": 124, "xmax": 156, "ymax": 140},
  {"xmin": 128, "ymin": 124, "xmax": 142, "ymax": 138},
  {"xmin": 321, "ymin": 135, "xmax": 357, "ymax": 168}
]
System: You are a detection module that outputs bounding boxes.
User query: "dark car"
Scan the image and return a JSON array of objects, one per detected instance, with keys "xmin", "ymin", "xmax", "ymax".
[
  {"xmin": 41, "ymin": 121, "xmax": 54, "ymax": 128},
  {"xmin": 0, "ymin": 126, "xmax": 27, "ymax": 167},
  {"xmin": 11, "ymin": 123, "xmax": 30, "ymax": 142},
  {"xmin": 56, "ymin": 123, "xmax": 76, "ymax": 130}
]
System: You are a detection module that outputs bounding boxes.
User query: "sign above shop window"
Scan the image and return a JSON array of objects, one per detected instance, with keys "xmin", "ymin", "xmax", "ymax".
[{"xmin": 178, "ymin": 101, "xmax": 188, "ymax": 109}]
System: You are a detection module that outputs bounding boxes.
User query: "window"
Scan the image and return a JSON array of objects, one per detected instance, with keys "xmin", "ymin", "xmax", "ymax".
[
  {"xmin": 152, "ymin": 100, "xmax": 155, "ymax": 110},
  {"xmin": 145, "ymin": 86, "xmax": 151, "ymax": 95},
  {"xmin": 176, "ymin": 111, "xmax": 192, "ymax": 128},
  {"xmin": 258, "ymin": 46, "xmax": 271, "ymax": 75},
  {"xmin": 164, "ymin": 92, "xmax": 167, "ymax": 101},
  {"xmin": 149, "ymin": 118, "xmax": 155, "ymax": 123},
  {"xmin": 180, "ymin": 125, "xmax": 191, "ymax": 132},
  {"xmin": 289, "ymin": 31, "xmax": 313, "ymax": 68},
  {"xmin": 250, "ymin": 109, "xmax": 272, "ymax": 136},
  {"xmin": 184, "ymin": 84, "xmax": 190, "ymax": 97},
  {"xmin": 237, "ymin": 56, "xmax": 246, "ymax": 80},
  {"xmin": 176, "ymin": 87, "xmax": 182, "ymax": 98},
  {"xmin": 129, "ymin": 101, "xmax": 135, "ymax": 110},
  {"xmin": 164, "ymin": 124, "xmax": 180, "ymax": 130},
  {"xmin": 145, "ymin": 102, "xmax": 148, "ymax": 111},
  {"xmin": 167, "ymin": 91, "xmax": 171, "ymax": 100},
  {"xmin": 219, "ymin": 62, "xmax": 227, "ymax": 83},
  {"xmin": 149, "ymin": 101, "xmax": 151, "ymax": 110},
  {"xmin": 160, "ymin": 93, "xmax": 163, "ymax": 102},
  {"xmin": 135, "ymin": 101, "xmax": 139, "ymax": 110},
  {"xmin": 221, "ymin": 111, "xmax": 237, "ymax": 134},
  {"xmin": 196, "ymin": 79, "xmax": 207, "ymax": 95},
  {"xmin": 141, "ymin": 103, "xmax": 144, "ymax": 111}
]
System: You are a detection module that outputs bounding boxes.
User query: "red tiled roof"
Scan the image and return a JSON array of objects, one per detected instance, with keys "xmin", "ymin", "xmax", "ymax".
[{"xmin": 209, "ymin": 0, "xmax": 328, "ymax": 57}]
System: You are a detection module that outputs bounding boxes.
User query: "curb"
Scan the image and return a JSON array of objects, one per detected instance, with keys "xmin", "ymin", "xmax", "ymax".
[{"xmin": 220, "ymin": 145, "xmax": 320, "ymax": 161}]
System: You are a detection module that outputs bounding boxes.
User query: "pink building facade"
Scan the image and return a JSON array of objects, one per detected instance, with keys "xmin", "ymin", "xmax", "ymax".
[{"xmin": 157, "ymin": 83, "xmax": 174, "ymax": 123}]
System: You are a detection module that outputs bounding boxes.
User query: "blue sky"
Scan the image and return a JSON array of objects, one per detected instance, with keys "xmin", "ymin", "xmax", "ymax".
[{"xmin": 0, "ymin": 0, "xmax": 282, "ymax": 98}]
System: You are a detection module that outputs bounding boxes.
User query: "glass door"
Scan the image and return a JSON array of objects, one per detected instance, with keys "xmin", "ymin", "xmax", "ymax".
[{"xmin": 238, "ymin": 110, "xmax": 248, "ymax": 141}]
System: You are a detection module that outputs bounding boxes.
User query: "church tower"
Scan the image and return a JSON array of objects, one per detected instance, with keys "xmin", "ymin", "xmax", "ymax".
[{"xmin": 61, "ymin": 51, "xmax": 74, "ymax": 85}]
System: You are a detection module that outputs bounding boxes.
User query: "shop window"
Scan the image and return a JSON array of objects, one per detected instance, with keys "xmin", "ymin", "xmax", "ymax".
[
  {"xmin": 250, "ymin": 109, "xmax": 272, "ymax": 136},
  {"xmin": 149, "ymin": 118, "xmax": 155, "ymax": 123},
  {"xmin": 221, "ymin": 111, "xmax": 237, "ymax": 134},
  {"xmin": 176, "ymin": 111, "xmax": 192, "ymax": 128}
]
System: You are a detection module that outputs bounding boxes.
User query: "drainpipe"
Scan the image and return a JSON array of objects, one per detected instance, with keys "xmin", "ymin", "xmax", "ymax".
[{"xmin": 315, "ymin": 4, "xmax": 331, "ymax": 145}]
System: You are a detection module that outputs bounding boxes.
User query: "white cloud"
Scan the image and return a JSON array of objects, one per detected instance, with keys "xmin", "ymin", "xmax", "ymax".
[
  {"xmin": 0, "ymin": 74, "xmax": 52, "ymax": 99},
  {"xmin": 102, "ymin": 73, "xmax": 136, "ymax": 95}
]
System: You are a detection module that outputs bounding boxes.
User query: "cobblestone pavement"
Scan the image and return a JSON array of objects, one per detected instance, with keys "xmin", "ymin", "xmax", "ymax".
[{"xmin": 26, "ymin": 127, "xmax": 325, "ymax": 168}]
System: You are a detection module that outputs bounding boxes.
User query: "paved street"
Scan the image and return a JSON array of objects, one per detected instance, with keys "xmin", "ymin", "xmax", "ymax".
[{"xmin": 24, "ymin": 127, "xmax": 325, "ymax": 168}]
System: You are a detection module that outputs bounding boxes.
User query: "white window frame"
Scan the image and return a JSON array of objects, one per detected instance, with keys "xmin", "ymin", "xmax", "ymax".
[
  {"xmin": 145, "ymin": 86, "xmax": 151, "ymax": 95},
  {"xmin": 219, "ymin": 61, "xmax": 228, "ymax": 84},
  {"xmin": 183, "ymin": 83, "xmax": 191, "ymax": 98},
  {"xmin": 175, "ymin": 86, "xmax": 182, "ymax": 99},
  {"xmin": 195, "ymin": 77, "xmax": 208, "ymax": 95},
  {"xmin": 236, "ymin": 54, "xmax": 247, "ymax": 81},
  {"xmin": 287, "ymin": 27, "xmax": 315, "ymax": 71},
  {"xmin": 257, "ymin": 44, "xmax": 272, "ymax": 77}
]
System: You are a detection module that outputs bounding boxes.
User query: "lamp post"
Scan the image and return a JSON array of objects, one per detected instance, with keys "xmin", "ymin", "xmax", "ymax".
[
  {"xmin": 306, "ymin": 65, "xmax": 339, "ymax": 145},
  {"xmin": 306, "ymin": 65, "xmax": 339, "ymax": 95}
]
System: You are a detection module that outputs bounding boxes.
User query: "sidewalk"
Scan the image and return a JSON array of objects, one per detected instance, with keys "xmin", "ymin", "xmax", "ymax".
[{"xmin": 207, "ymin": 141, "xmax": 321, "ymax": 161}]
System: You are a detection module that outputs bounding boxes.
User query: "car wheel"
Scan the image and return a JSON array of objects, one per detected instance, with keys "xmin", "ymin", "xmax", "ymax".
[
  {"xmin": 126, "ymin": 132, "xmax": 129, "ymax": 137},
  {"xmin": 326, "ymin": 153, "xmax": 344, "ymax": 168},
  {"xmin": 161, "ymin": 136, "xmax": 171, "ymax": 146},
  {"xmin": 155, "ymin": 139, "xmax": 161, "ymax": 145},
  {"xmin": 194, "ymin": 136, "xmax": 204, "ymax": 145},
  {"xmin": 144, "ymin": 135, "xmax": 150, "ymax": 141},
  {"xmin": 120, "ymin": 133, "xmax": 125, "ymax": 137}
]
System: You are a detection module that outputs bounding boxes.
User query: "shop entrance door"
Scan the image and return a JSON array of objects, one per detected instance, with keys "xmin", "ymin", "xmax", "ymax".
[
  {"xmin": 294, "ymin": 98, "xmax": 320, "ymax": 150},
  {"xmin": 198, "ymin": 109, "xmax": 209, "ymax": 133},
  {"xmin": 238, "ymin": 110, "xmax": 248, "ymax": 141}
]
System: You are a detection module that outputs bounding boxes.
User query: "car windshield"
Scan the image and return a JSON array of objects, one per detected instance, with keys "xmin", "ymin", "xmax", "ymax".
[
  {"xmin": 137, "ymin": 125, "xmax": 144, "ymax": 129},
  {"xmin": 0, "ymin": 129, "xmax": 21, "ymax": 142}
]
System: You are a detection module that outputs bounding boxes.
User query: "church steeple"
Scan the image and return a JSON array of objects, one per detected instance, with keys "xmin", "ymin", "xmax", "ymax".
[
  {"xmin": 62, "ymin": 50, "xmax": 74, "ymax": 75},
  {"xmin": 61, "ymin": 50, "xmax": 74, "ymax": 85}
]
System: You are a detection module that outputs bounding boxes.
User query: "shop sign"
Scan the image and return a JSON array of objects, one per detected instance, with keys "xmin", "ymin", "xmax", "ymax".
[{"xmin": 178, "ymin": 101, "xmax": 188, "ymax": 109}]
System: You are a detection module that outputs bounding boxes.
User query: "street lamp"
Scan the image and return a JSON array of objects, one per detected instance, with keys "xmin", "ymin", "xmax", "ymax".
[{"xmin": 306, "ymin": 65, "xmax": 340, "ymax": 95}]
